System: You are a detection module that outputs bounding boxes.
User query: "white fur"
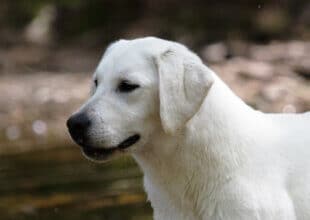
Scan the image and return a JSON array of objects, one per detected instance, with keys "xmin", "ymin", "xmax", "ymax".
[{"xmin": 75, "ymin": 37, "xmax": 310, "ymax": 220}]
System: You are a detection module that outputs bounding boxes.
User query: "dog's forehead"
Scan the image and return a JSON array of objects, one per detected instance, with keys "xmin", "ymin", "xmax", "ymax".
[
  {"xmin": 95, "ymin": 52, "xmax": 146, "ymax": 79},
  {"xmin": 95, "ymin": 39, "xmax": 165, "ymax": 79}
]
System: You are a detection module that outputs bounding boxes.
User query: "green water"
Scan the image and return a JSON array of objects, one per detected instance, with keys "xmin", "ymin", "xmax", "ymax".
[{"xmin": 0, "ymin": 147, "xmax": 152, "ymax": 220}]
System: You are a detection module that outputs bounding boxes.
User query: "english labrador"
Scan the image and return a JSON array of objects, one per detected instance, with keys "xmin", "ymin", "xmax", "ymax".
[{"xmin": 67, "ymin": 37, "xmax": 310, "ymax": 220}]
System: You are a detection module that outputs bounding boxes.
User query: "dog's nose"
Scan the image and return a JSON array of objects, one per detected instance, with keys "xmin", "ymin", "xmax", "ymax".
[{"xmin": 67, "ymin": 113, "xmax": 91, "ymax": 144}]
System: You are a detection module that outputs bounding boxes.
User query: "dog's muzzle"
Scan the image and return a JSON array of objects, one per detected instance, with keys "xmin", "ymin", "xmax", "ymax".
[
  {"xmin": 81, "ymin": 134, "xmax": 140, "ymax": 161},
  {"xmin": 67, "ymin": 113, "xmax": 140, "ymax": 161}
]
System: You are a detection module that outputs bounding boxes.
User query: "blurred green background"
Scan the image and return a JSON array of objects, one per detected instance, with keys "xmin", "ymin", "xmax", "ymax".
[
  {"xmin": 1, "ymin": 0, "xmax": 310, "ymax": 46},
  {"xmin": 0, "ymin": 0, "xmax": 309, "ymax": 219}
]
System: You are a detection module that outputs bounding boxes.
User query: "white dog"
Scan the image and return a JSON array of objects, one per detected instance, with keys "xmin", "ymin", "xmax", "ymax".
[{"xmin": 67, "ymin": 37, "xmax": 310, "ymax": 220}]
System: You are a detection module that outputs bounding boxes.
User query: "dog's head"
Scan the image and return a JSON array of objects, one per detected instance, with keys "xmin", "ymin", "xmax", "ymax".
[{"xmin": 67, "ymin": 37, "xmax": 214, "ymax": 161}]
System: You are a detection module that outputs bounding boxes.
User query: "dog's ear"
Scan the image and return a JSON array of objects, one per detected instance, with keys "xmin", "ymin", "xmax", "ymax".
[{"xmin": 155, "ymin": 46, "xmax": 214, "ymax": 134}]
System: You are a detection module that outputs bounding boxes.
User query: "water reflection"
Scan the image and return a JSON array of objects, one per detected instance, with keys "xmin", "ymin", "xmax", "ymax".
[{"xmin": 0, "ymin": 147, "xmax": 152, "ymax": 220}]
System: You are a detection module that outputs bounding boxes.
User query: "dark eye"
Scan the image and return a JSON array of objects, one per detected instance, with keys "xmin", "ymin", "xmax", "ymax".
[
  {"xmin": 117, "ymin": 80, "xmax": 140, "ymax": 93},
  {"xmin": 94, "ymin": 79, "xmax": 98, "ymax": 87}
]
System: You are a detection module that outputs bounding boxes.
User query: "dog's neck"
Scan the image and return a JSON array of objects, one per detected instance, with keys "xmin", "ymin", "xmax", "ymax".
[{"xmin": 133, "ymin": 75, "xmax": 261, "ymax": 217}]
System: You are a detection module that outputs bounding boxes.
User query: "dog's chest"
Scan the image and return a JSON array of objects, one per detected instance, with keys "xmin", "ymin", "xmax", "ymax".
[
  {"xmin": 144, "ymin": 175, "xmax": 199, "ymax": 220},
  {"xmin": 143, "ymin": 170, "xmax": 219, "ymax": 220}
]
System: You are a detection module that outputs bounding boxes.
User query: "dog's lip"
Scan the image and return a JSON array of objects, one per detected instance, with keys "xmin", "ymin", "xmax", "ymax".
[
  {"xmin": 117, "ymin": 134, "xmax": 141, "ymax": 149},
  {"xmin": 81, "ymin": 134, "xmax": 140, "ymax": 160},
  {"xmin": 82, "ymin": 145, "xmax": 115, "ymax": 160}
]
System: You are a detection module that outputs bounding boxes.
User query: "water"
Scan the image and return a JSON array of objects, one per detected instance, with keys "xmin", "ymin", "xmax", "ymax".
[{"xmin": 0, "ymin": 147, "xmax": 152, "ymax": 220}]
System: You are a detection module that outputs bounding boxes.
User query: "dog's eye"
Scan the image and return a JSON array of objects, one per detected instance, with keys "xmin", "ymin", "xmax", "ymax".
[
  {"xmin": 117, "ymin": 80, "xmax": 140, "ymax": 93},
  {"xmin": 94, "ymin": 79, "xmax": 98, "ymax": 87}
]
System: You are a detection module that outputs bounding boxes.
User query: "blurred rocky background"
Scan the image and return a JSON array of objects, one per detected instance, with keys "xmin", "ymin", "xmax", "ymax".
[{"xmin": 0, "ymin": 0, "xmax": 309, "ymax": 219}]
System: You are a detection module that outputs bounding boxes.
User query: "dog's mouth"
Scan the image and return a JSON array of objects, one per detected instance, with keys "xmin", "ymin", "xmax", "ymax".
[{"xmin": 81, "ymin": 134, "xmax": 140, "ymax": 161}]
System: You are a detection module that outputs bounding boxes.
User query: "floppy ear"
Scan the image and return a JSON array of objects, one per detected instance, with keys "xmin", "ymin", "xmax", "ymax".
[{"xmin": 155, "ymin": 46, "xmax": 214, "ymax": 134}]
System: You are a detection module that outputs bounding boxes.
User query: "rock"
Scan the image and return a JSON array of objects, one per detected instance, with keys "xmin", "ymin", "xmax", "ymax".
[
  {"xmin": 229, "ymin": 58, "xmax": 274, "ymax": 81},
  {"xmin": 293, "ymin": 58, "xmax": 310, "ymax": 80},
  {"xmin": 261, "ymin": 84, "xmax": 287, "ymax": 101},
  {"xmin": 201, "ymin": 42, "xmax": 228, "ymax": 63},
  {"xmin": 249, "ymin": 41, "xmax": 309, "ymax": 62},
  {"xmin": 282, "ymin": 104, "xmax": 297, "ymax": 113},
  {"xmin": 227, "ymin": 41, "xmax": 249, "ymax": 57}
]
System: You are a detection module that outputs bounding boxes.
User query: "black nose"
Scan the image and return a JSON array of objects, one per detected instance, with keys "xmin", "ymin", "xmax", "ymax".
[{"xmin": 67, "ymin": 113, "xmax": 91, "ymax": 145}]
